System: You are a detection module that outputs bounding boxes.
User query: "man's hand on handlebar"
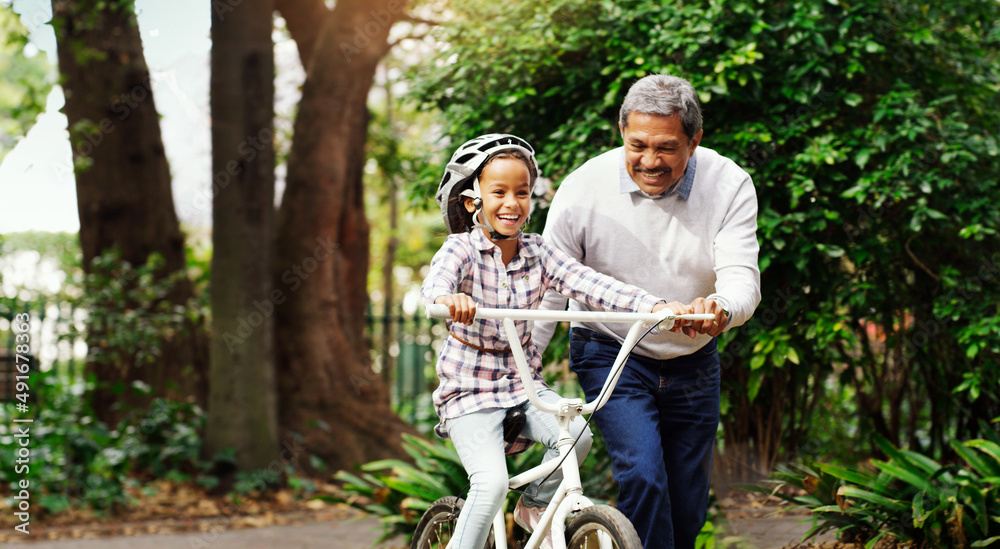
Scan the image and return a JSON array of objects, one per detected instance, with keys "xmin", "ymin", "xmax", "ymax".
[
  {"xmin": 664, "ymin": 298, "xmax": 728, "ymax": 339},
  {"xmin": 435, "ymin": 293, "xmax": 477, "ymax": 325}
]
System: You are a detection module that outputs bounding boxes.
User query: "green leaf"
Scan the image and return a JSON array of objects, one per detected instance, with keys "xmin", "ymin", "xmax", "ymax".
[
  {"xmin": 965, "ymin": 440, "xmax": 1000, "ymax": 476},
  {"xmin": 334, "ymin": 471, "xmax": 378, "ymax": 495},
  {"xmin": 394, "ymin": 467, "xmax": 451, "ymax": 494},
  {"xmin": 786, "ymin": 346, "xmax": 800, "ymax": 365},
  {"xmin": 839, "ymin": 486, "xmax": 909, "ymax": 513},
  {"xmin": 383, "ymin": 478, "xmax": 441, "ymax": 502},
  {"xmin": 38, "ymin": 493, "xmax": 73, "ymax": 513},
  {"xmin": 966, "ymin": 343, "xmax": 981, "ymax": 358},
  {"xmin": 818, "ymin": 463, "xmax": 877, "ymax": 486},
  {"xmin": 912, "ymin": 491, "xmax": 927, "ymax": 527},
  {"xmin": 864, "ymin": 530, "xmax": 891, "ymax": 549},
  {"xmin": 854, "ymin": 149, "xmax": 872, "ymax": 169},
  {"xmin": 874, "ymin": 435, "xmax": 941, "ymax": 475},
  {"xmin": 960, "ymin": 483, "xmax": 989, "ymax": 535},
  {"xmin": 872, "ymin": 459, "xmax": 935, "ymax": 495},
  {"xmin": 361, "ymin": 459, "xmax": 413, "ymax": 472},
  {"xmin": 747, "ymin": 369, "xmax": 764, "ymax": 403}
]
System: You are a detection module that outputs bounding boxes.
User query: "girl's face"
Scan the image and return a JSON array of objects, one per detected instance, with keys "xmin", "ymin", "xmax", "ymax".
[{"xmin": 465, "ymin": 157, "xmax": 532, "ymax": 239}]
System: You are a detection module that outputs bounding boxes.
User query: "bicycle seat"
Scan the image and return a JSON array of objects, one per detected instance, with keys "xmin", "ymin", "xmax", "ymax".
[{"xmin": 503, "ymin": 407, "xmax": 527, "ymax": 444}]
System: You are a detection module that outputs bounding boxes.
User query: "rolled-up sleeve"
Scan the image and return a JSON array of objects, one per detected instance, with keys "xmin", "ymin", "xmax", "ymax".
[{"xmin": 421, "ymin": 236, "xmax": 471, "ymax": 306}]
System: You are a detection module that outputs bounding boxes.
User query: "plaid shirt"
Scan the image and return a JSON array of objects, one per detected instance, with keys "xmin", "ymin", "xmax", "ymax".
[{"xmin": 421, "ymin": 230, "xmax": 660, "ymax": 453}]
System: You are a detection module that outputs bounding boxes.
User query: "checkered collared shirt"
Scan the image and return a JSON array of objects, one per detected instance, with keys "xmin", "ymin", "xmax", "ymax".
[{"xmin": 421, "ymin": 229, "xmax": 660, "ymax": 453}]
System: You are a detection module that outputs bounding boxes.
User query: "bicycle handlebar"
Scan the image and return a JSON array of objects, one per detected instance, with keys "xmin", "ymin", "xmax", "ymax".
[
  {"xmin": 425, "ymin": 304, "xmax": 716, "ymax": 416},
  {"xmin": 424, "ymin": 304, "xmax": 714, "ymax": 323}
]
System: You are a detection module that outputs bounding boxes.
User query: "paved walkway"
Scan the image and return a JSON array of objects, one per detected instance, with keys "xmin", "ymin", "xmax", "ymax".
[
  {"xmin": 5, "ymin": 506, "xmax": 831, "ymax": 549},
  {"xmin": 6, "ymin": 514, "xmax": 403, "ymax": 549},
  {"xmin": 726, "ymin": 512, "xmax": 832, "ymax": 549}
]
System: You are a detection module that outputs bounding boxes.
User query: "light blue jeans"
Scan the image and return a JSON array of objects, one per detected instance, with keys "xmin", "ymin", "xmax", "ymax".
[{"xmin": 445, "ymin": 389, "xmax": 593, "ymax": 549}]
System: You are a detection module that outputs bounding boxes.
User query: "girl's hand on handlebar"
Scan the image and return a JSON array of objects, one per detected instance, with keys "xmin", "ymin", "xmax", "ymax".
[{"xmin": 435, "ymin": 293, "xmax": 477, "ymax": 325}]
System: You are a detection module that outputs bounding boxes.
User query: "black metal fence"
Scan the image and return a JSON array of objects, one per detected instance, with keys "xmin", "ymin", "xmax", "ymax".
[
  {"xmin": 0, "ymin": 298, "xmax": 86, "ymax": 402},
  {"xmin": 0, "ymin": 297, "xmax": 442, "ymax": 410},
  {"xmin": 364, "ymin": 306, "xmax": 443, "ymax": 420}
]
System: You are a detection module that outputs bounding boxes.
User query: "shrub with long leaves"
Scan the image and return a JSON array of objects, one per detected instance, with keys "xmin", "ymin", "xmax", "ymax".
[
  {"xmin": 742, "ymin": 426, "xmax": 1000, "ymax": 548},
  {"xmin": 332, "ymin": 433, "xmax": 546, "ymax": 543},
  {"xmin": 335, "ymin": 430, "xmax": 746, "ymax": 547}
]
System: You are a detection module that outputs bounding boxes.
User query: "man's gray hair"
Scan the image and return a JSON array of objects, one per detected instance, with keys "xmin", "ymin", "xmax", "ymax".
[{"xmin": 619, "ymin": 74, "xmax": 703, "ymax": 141}]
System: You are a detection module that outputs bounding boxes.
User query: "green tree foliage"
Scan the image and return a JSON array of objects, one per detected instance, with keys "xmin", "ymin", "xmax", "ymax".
[
  {"xmin": 0, "ymin": 3, "xmax": 54, "ymax": 162},
  {"xmin": 410, "ymin": 0, "xmax": 1000, "ymax": 473},
  {"xmin": 365, "ymin": 92, "xmax": 446, "ymax": 291}
]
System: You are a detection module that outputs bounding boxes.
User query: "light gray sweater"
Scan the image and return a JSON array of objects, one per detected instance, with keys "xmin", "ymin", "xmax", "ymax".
[{"xmin": 532, "ymin": 145, "xmax": 761, "ymax": 360}]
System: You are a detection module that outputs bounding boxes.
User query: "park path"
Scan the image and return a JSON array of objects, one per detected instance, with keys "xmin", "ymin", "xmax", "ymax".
[
  {"xmin": 7, "ymin": 515, "xmax": 399, "ymax": 549},
  {"xmin": 5, "ymin": 504, "xmax": 833, "ymax": 548}
]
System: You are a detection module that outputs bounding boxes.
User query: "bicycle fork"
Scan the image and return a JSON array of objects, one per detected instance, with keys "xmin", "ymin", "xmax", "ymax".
[{"xmin": 497, "ymin": 413, "xmax": 592, "ymax": 549}]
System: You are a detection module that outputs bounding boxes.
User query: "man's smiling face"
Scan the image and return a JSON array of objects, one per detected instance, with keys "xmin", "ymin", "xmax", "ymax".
[{"xmin": 621, "ymin": 111, "xmax": 702, "ymax": 195}]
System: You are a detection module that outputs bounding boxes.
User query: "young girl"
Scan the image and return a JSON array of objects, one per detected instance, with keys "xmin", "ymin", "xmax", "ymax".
[{"xmin": 422, "ymin": 134, "xmax": 669, "ymax": 549}]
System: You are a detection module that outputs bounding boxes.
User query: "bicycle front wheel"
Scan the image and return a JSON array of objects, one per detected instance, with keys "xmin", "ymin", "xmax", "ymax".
[
  {"xmin": 565, "ymin": 505, "xmax": 642, "ymax": 549},
  {"xmin": 410, "ymin": 496, "xmax": 494, "ymax": 549}
]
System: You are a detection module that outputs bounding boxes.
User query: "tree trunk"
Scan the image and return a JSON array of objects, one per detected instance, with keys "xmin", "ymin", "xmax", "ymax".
[
  {"xmin": 381, "ymin": 72, "xmax": 399, "ymax": 386},
  {"xmin": 206, "ymin": 0, "xmax": 280, "ymax": 474},
  {"xmin": 51, "ymin": 0, "xmax": 206, "ymax": 425},
  {"xmin": 274, "ymin": 0, "xmax": 413, "ymax": 473}
]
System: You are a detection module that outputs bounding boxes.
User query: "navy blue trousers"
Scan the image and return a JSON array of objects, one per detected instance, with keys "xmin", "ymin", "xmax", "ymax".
[{"xmin": 570, "ymin": 328, "xmax": 720, "ymax": 549}]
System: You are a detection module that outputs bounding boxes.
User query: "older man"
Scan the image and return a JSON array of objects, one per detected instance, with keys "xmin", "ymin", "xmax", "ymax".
[{"xmin": 533, "ymin": 74, "xmax": 761, "ymax": 548}]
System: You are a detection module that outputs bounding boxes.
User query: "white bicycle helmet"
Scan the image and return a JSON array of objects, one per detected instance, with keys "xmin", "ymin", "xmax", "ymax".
[{"xmin": 435, "ymin": 133, "xmax": 539, "ymax": 239}]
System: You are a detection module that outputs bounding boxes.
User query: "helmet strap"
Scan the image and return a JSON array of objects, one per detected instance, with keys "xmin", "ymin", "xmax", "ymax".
[{"xmin": 459, "ymin": 177, "xmax": 521, "ymax": 241}]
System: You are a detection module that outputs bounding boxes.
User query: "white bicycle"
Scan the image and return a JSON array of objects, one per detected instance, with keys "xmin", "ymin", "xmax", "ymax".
[{"xmin": 412, "ymin": 305, "xmax": 714, "ymax": 549}]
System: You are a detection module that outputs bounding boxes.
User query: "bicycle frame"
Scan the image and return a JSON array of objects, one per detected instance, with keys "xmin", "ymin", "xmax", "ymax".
[{"xmin": 424, "ymin": 305, "xmax": 713, "ymax": 549}]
